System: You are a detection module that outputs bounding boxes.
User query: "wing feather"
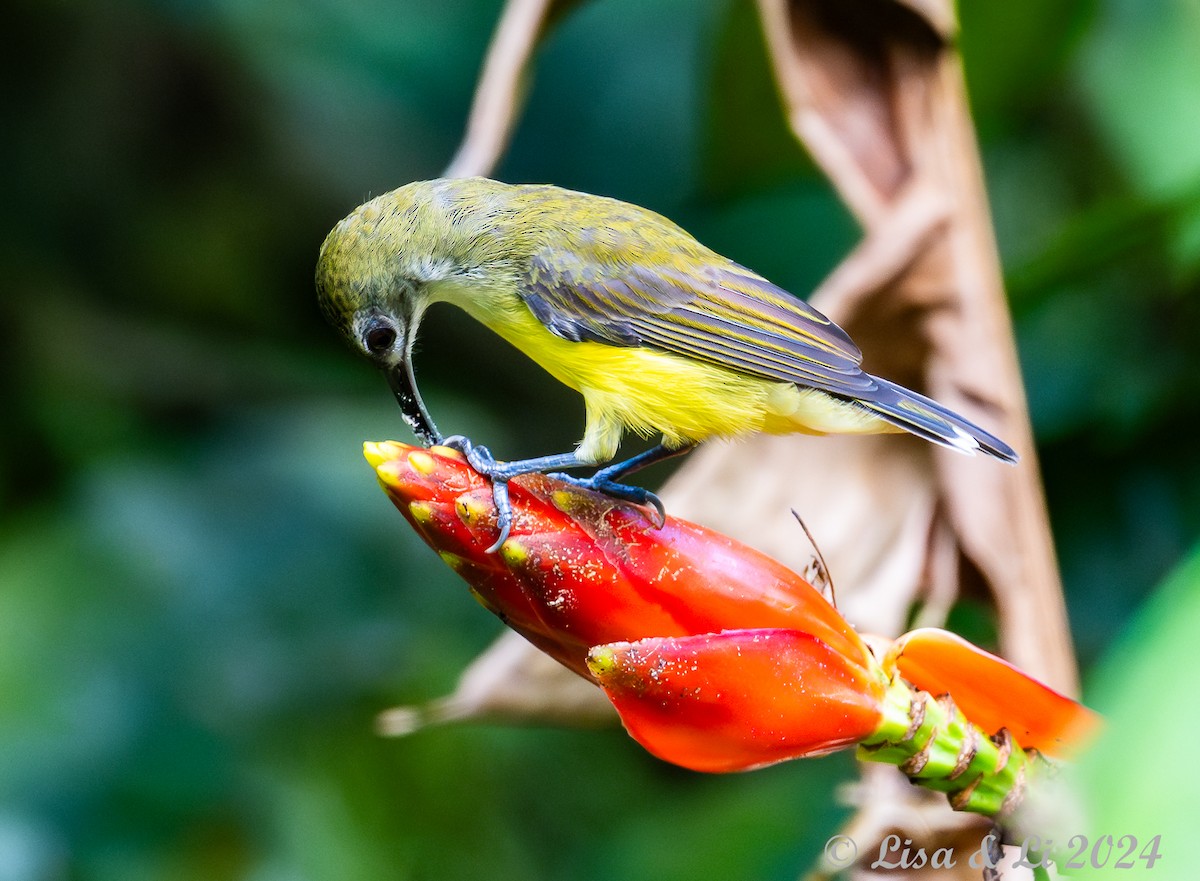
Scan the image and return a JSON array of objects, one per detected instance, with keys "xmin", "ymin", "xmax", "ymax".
[
  {"xmin": 522, "ymin": 250, "xmax": 873, "ymax": 398},
  {"xmin": 518, "ymin": 235, "xmax": 1017, "ymax": 462},
  {"xmin": 629, "ymin": 319, "xmax": 876, "ymax": 392}
]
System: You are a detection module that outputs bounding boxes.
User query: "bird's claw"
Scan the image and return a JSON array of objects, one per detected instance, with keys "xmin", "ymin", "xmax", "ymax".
[
  {"xmin": 440, "ymin": 435, "xmax": 472, "ymax": 455},
  {"xmin": 464, "ymin": 444, "xmax": 498, "ymax": 477},
  {"xmin": 643, "ymin": 492, "xmax": 667, "ymax": 529},
  {"xmin": 442, "ymin": 436, "xmax": 666, "ymax": 550},
  {"xmin": 442, "ymin": 437, "xmax": 514, "ymax": 554},
  {"xmin": 546, "ymin": 472, "xmax": 666, "ymax": 530},
  {"xmin": 483, "ymin": 479, "xmax": 513, "ymax": 554},
  {"xmin": 470, "ymin": 448, "xmax": 517, "ymax": 554}
]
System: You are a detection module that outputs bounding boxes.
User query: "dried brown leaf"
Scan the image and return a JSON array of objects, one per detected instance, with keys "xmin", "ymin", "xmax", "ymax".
[
  {"xmin": 704, "ymin": 0, "xmax": 1081, "ymax": 689},
  {"xmin": 376, "ymin": 629, "xmax": 613, "ymax": 737}
]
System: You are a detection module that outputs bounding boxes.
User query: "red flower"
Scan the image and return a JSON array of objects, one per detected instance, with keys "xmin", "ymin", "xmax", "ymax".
[
  {"xmin": 369, "ymin": 440, "xmax": 886, "ymax": 769},
  {"xmin": 369, "ymin": 441, "xmax": 870, "ymax": 674},
  {"xmin": 368, "ymin": 441, "xmax": 1096, "ymax": 785}
]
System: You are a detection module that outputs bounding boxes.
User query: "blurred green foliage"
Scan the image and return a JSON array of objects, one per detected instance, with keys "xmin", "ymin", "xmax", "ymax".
[
  {"xmin": 1070, "ymin": 545, "xmax": 1200, "ymax": 880},
  {"xmin": 2, "ymin": 0, "xmax": 1198, "ymax": 878}
]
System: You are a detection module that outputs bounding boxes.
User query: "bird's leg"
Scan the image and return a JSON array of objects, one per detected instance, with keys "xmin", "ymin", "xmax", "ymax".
[
  {"xmin": 587, "ymin": 442, "xmax": 695, "ymax": 483},
  {"xmin": 548, "ymin": 442, "xmax": 697, "ymax": 530},
  {"xmin": 441, "ymin": 436, "xmax": 590, "ymax": 553}
]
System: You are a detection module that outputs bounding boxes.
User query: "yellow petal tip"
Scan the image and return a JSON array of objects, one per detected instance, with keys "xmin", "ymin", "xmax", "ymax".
[
  {"xmin": 363, "ymin": 441, "xmax": 393, "ymax": 469},
  {"xmin": 408, "ymin": 450, "xmax": 436, "ymax": 475},
  {"xmin": 430, "ymin": 444, "xmax": 465, "ymax": 462},
  {"xmin": 455, "ymin": 495, "xmax": 488, "ymax": 525},
  {"xmin": 585, "ymin": 646, "xmax": 618, "ymax": 680},
  {"xmin": 497, "ymin": 540, "xmax": 528, "ymax": 568}
]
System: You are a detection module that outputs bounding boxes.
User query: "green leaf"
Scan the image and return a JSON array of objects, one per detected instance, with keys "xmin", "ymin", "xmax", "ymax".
[{"xmin": 1068, "ymin": 544, "xmax": 1200, "ymax": 879}]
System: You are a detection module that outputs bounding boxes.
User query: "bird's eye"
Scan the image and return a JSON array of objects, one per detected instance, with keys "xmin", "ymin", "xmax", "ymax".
[{"xmin": 364, "ymin": 323, "xmax": 398, "ymax": 355}]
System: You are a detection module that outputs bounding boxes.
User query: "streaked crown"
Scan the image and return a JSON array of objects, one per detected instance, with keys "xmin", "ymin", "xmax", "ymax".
[{"xmin": 315, "ymin": 177, "xmax": 528, "ymax": 337}]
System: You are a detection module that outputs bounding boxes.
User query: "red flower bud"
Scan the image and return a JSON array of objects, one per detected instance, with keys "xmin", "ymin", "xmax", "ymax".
[
  {"xmin": 367, "ymin": 441, "xmax": 1095, "ymax": 783},
  {"xmin": 369, "ymin": 441, "xmax": 871, "ymax": 678},
  {"xmin": 587, "ymin": 629, "xmax": 887, "ymax": 772}
]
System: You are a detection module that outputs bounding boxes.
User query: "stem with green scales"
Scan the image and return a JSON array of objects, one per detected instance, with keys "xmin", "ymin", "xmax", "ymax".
[{"xmin": 858, "ymin": 675, "xmax": 1042, "ymax": 818}]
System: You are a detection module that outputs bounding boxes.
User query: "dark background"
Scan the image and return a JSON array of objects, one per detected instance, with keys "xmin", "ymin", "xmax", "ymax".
[{"xmin": 3, "ymin": 0, "xmax": 1199, "ymax": 878}]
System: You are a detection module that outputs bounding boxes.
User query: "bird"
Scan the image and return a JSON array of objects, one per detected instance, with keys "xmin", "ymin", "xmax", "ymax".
[{"xmin": 316, "ymin": 177, "xmax": 1016, "ymax": 551}]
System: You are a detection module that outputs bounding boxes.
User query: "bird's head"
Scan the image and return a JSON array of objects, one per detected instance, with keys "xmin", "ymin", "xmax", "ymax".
[
  {"xmin": 318, "ymin": 182, "xmax": 447, "ymax": 356},
  {"xmin": 316, "ymin": 178, "xmax": 510, "ymax": 444}
]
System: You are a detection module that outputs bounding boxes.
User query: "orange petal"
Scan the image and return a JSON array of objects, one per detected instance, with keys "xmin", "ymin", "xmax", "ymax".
[{"xmin": 886, "ymin": 628, "xmax": 1100, "ymax": 757}]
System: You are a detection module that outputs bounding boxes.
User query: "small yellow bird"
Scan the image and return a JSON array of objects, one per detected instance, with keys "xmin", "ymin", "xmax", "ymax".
[{"xmin": 317, "ymin": 178, "xmax": 1015, "ymax": 549}]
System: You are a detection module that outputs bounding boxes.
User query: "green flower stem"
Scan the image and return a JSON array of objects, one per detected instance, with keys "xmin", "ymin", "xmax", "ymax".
[{"xmin": 858, "ymin": 676, "xmax": 1034, "ymax": 817}]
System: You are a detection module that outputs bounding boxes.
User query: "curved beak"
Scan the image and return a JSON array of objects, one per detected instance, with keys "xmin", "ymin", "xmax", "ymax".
[{"xmin": 386, "ymin": 355, "xmax": 442, "ymax": 447}]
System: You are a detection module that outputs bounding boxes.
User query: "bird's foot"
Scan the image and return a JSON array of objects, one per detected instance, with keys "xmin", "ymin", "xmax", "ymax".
[
  {"xmin": 439, "ymin": 437, "xmax": 665, "ymax": 548},
  {"xmin": 439, "ymin": 435, "xmax": 473, "ymax": 456},
  {"xmin": 545, "ymin": 471, "xmax": 666, "ymax": 530},
  {"xmin": 440, "ymin": 436, "xmax": 517, "ymax": 554}
]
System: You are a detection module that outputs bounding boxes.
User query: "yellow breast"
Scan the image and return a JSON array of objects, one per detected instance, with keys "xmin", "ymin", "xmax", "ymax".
[{"xmin": 479, "ymin": 305, "xmax": 801, "ymax": 459}]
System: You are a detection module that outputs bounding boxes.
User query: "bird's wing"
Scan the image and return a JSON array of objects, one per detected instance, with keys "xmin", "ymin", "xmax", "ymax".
[{"xmin": 522, "ymin": 250, "xmax": 876, "ymax": 396}]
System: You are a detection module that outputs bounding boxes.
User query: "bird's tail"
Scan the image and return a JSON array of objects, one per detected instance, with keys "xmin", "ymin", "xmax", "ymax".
[{"xmin": 856, "ymin": 377, "xmax": 1018, "ymax": 463}]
